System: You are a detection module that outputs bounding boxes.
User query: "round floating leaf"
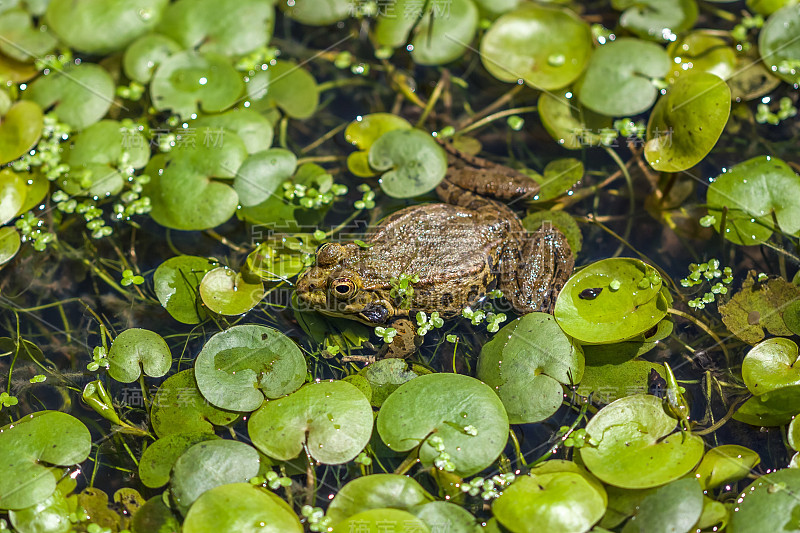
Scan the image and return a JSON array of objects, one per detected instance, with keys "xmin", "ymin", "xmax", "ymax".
[
  {"xmin": 107, "ymin": 328, "xmax": 172, "ymax": 383},
  {"xmin": 538, "ymin": 90, "xmax": 613, "ymax": 149},
  {"xmin": 577, "ymin": 38, "xmax": 671, "ymax": 117},
  {"xmin": 0, "ymin": 53, "xmax": 37, "ymax": 84},
  {"xmin": 706, "ymin": 156, "xmax": 800, "ymax": 246},
  {"xmin": 623, "ymin": 478, "xmax": 703, "ymax": 533},
  {"xmin": 24, "ymin": 64, "xmax": 114, "ymax": 130},
  {"xmin": 729, "ymin": 468, "xmax": 800, "ymax": 532},
  {"xmin": 0, "ymin": 9, "xmax": 56, "ymax": 62},
  {"xmin": 579, "ymin": 394, "xmax": 704, "ymax": 488},
  {"xmin": 158, "ymin": 0, "xmax": 274, "ymax": 56},
  {"xmin": 480, "ymin": 4, "xmax": 592, "ymax": 90},
  {"xmin": 194, "ymin": 325, "xmax": 306, "ymax": 411},
  {"xmin": 694, "ymin": 445, "xmax": 761, "ymax": 490},
  {"xmin": 248, "ymin": 380, "xmax": 373, "ymax": 464},
  {"xmin": 233, "ymin": 149, "xmax": 296, "ymax": 207},
  {"xmin": 358, "ymin": 358, "xmax": 420, "ymax": 408},
  {"xmin": 192, "ymin": 109, "xmax": 273, "ymax": 154},
  {"xmin": 666, "ymin": 32, "xmax": 737, "ymax": 84},
  {"xmin": 0, "ymin": 101, "xmax": 43, "ymax": 166},
  {"xmin": 0, "ymin": 168, "xmax": 27, "ymax": 225},
  {"xmin": 0, "ymin": 411, "xmax": 91, "ymax": 509},
  {"xmin": 578, "ymin": 358, "xmax": 665, "ymax": 404},
  {"xmin": 334, "ymin": 509, "xmax": 429, "ymax": 533},
  {"xmin": 246, "ymin": 60, "xmax": 319, "ymax": 119},
  {"xmin": 742, "ymin": 337, "xmax": 800, "ymax": 396},
  {"xmin": 368, "ymin": 128, "xmax": 447, "ymax": 198},
  {"xmin": 150, "ymin": 369, "xmax": 239, "ymax": 437},
  {"xmin": 8, "ymin": 489, "xmax": 71, "ymax": 533},
  {"xmin": 171, "ymin": 440, "xmax": 261, "ymax": 514},
  {"xmin": 735, "ymin": 385, "xmax": 800, "ymax": 426},
  {"xmin": 784, "ymin": 300, "xmax": 800, "ymax": 336},
  {"xmin": 377, "ymin": 373, "xmax": 509, "ymax": 476},
  {"xmin": 131, "ymin": 496, "xmax": 182, "ymax": 533},
  {"xmin": 123, "ymin": 33, "xmax": 182, "ymax": 84},
  {"xmin": 554, "ymin": 258, "xmax": 669, "ymax": 344},
  {"xmin": 718, "ymin": 273, "xmax": 799, "ymax": 344},
  {"xmin": 645, "ymin": 71, "xmax": 731, "ymax": 172},
  {"xmin": 151, "ymin": 51, "xmax": 243, "ymax": 119},
  {"xmin": 199, "ymin": 267, "xmax": 265, "ymax": 316},
  {"xmin": 153, "ymin": 255, "xmax": 216, "ymax": 324},
  {"xmin": 326, "ymin": 474, "xmax": 434, "ymax": 524},
  {"xmin": 477, "ymin": 313, "xmax": 584, "ymax": 424},
  {"xmin": 0, "ymin": 227, "xmax": 21, "ymax": 266},
  {"xmin": 45, "ymin": 0, "xmax": 167, "ymax": 54},
  {"xmin": 412, "ymin": 501, "xmax": 479, "ymax": 532},
  {"xmin": 492, "ymin": 472, "xmax": 606, "ymax": 533},
  {"xmin": 280, "ymin": 0, "xmax": 351, "ymax": 25},
  {"xmin": 530, "ymin": 158, "xmax": 584, "ymax": 202},
  {"xmin": 182, "ymin": 483, "xmax": 302, "ymax": 533},
  {"xmin": 139, "ymin": 432, "xmax": 219, "ymax": 489},
  {"xmin": 409, "ymin": 0, "xmax": 479, "ymax": 66},
  {"xmin": 759, "ymin": 4, "xmax": 800, "ymax": 84},
  {"xmin": 612, "ymin": 0, "xmax": 698, "ymax": 41},
  {"xmin": 345, "ymin": 113, "xmax": 411, "ymax": 177}
]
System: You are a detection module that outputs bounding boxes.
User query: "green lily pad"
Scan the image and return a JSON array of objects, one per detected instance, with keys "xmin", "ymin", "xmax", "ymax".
[
  {"xmin": 171, "ymin": 440, "xmax": 261, "ymax": 514},
  {"xmin": 408, "ymin": 0, "xmax": 480, "ymax": 66},
  {"xmin": 480, "ymin": 4, "xmax": 592, "ymax": 90},
  {"xmin": 645, "ymin": 71, "xmax": 731, "ymax": 172},
  {"xmin": 622, "ymin": 478, "xmax": 703, "ymax": 533},
  {"xmin": 194, "ymin": 324, "xmax": 306, "ymax": 411},
  {"xmin": 334, "ymin": 509, "xmax": 430, "ymax": 533},
  {"xmin": 577, "ymin": 359, "xmax": 665, "ymax": 404},
  {"xmin": 192, "ymin": 109, "xmax": 273, "ymax": 154},
  {"xmin": 246, "ymin": 60, "xmax": 319, "ymax": 119},
  {"xmin": 554, "ymin": 258, "xmax": 670, "ymax": 344},
  {"xmin": 0, "ymin": 411, "xmax": 91, "ymax": 509},
  {"xmin": 0, "ymin": 101, "xmax": 43, "ymax": 166},
  {"xmin": 0, "ymin": 52, "xmax": 37, "ymax": 84},
  {"xmin": 612, "ymin": 0, "xmax": 698, "ymax": 41},
  {"xmin": 718, "ymin": 272, "xmax": 800, "ymax": 343},
  {"xmin": 123, "ymin": 33, "xmax": 182, "ymax": 84},
  {"xmin": 729, "ymin": 468, "xmax": 800, "ymax": 532},
  {"xmin": 234, "ymin": 148, "xmax": 296, "ymax": 207},
  {"xmin": 734, "ymin": 385, "xmax": 800, "ymax": 426},
  {"xmin": 368, "ymin": 128, "xmax": 447, "ymax": 198},
  {"xmin": 577, "ymin": 38, "xmax": 671, "ymax": 117},
  {"xmin": 131, "ymin": 496, "xmax": 182, "ymax": 533},
  {"xmin": 8, "ymin": 488, "xmax": 71, "ymax": 533},
  {"xmin": 182, "ymin": 484, "xmax": 302, "ymax": 533},
  {"xmin": 666, "ymin": 32, "xmax": 737, "ymax": 84},
  {"xmin": 580, "ymin": 317, "xmax": 673, "ymax": 363},
  {"xmin": 153, "ymin": 255, "xmax": 216, "ymax": 324},
  {"xmin": 24, "ymin": 64, "xmax": 115, "ymax": 130},
  {"xmin": 529, "ymin": 158, "xmax": 584, "ymax": 202},
  {"xmin": 246, "ymin": 235, "xmax": 313, "ymax": 283},
  {"xmin": 345, "ymin": 113, "xmax": 411, "ymax": 177},
  {"xmin": 783, "ymin": 300, "xmax": 800, "ymax": 335},
  {"xmin": 326, "ymin": 474, "xmax": 434, "ymax": 524},
  {"xmin": 151, "ymin": 51, "xmax": 243, "ymax": 119},
  {"xmin": 522, "ymin": 210, "xmax": 583, "ymax": 255},
  {"xmin": 0, "ymin": 9, "xmax": 57, "ymax": 62},
  {"xmin": 758, "ymin": 4, "xmax": 800, "ymax": 84},
  {"xmin": 706, "ymin": 156, "xmax": 800, "ymax": 246},
  {"xmin": 158, "ymin": 0, "xmax": 274, "ymax": 57},
  {"xmin": 742, "ymin": 337, "xmax": 800, "ymax": 395},
  {"xmin": 377, "ymin": 373, "xmax": 509, "ymax": 476},
  {"xmin": 694, "ymin": 445, "xmax": 761, "ymax": 490},
  {"xmin": 477, "ymin": 313, "xmax": 584, "ymax": 424},
  {"xmin": 579, "ymin": 394, "xmax": 705, "ymax": 488},
  {"xmin": 358, "ymin": 358, "xmax": 420, "ymax": 408},
  {"xmin": 198, "ymin": 267, "xmax": 265, "ymax": 316},
  {"xmin": 150, "ymin": 369, "xmax": 239, "ymax": 437},
  {"xmin": 412, "ymin": 501, "xmax": 480, "ymax": 532},
  {"xmin": 139, "ymin": 432, "xmax": 219, "ymax": 488},
  {"xmin": 537, "ymin": 89, "xmax": 613, "ymax": 150},
  {"xmin": 107, "ymin": 328, "xmax": 172, "ymax": 383},
  {"xmin": 492, "ymin": 472, "xmax": 606, "ymax": 533},
  {"xmin": 0, "ymin": 168, "xmax": 28, "ymax": 225},
  {"xmin": 280, "ymin": 0, "xmax": 351, "ymax": 25},
  {"xmin": 248, "ymin": 380, "xmax": 373, "ymax": 464},
  {"xmin": 45, "ymin": 0, "xmax": 167, "ymax": 54},
  {"xmin": 0, "ymin": 227, "xmax": 21, "ymax": 266}
]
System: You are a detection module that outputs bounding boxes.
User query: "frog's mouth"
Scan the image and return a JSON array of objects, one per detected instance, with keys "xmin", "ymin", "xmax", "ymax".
[{"xmin": 315, "ymin": 302, "xmax": 391, "ymax": 325}]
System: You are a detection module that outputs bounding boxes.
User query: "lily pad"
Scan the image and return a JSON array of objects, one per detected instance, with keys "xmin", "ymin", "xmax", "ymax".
[
  {"xmin": 666, "ymin": 32, "xmax": 737, "ymax": 84},
  {"xmin": 742, "ymin": 337, "xmax": 800, "ymax": 395},
  {"xmin": 0, "ymin": 411, "xmax": 91, "ymax": 509},
  {"xmin": 0, "ymin": 168, "xmax": 28, "ymax": 224},
  {"xmin": 345, "ymin": 113, "xmax": 411, "ymax": 177},
  {"xmin": 246, "ymin": 60, "xmax": 319, "ymax": 119},
  {"xmin": 529, "ymin": 158, "xmax": 584, "ymax": 202},
  {"xmin": 758, "ymin": 4, "xmax": 800, "ymax": 84},
  {"xmin": 358, "ymin": 358, "xmax": 420, "ymax": 407},
  {"xmin": 107, "ymin": 328, "xmax": 172, "ymax": 383},
  {"xmin": 408, "ymin": 0, "xmax": 479, "ymax": 66},
  {"xmin": 150, "ymin": 369, "xmax": 239, "ymax": 437},
  {"xmin": 734, "ymin": 385, "xmax": 800, "ymax": 426},
  {"xmin": 368, "ymin": 128, "xmax": 447, "ymax": 198},
  {"xmin": 694, "ymin": 445, "xmax": 761, "ymax": 490},
  {"xmin": 554, "ymin": 258, "xmax": 670, "ymax": 344},
  {"xmin": 377, "ymin": 373, "xmax": 509, "ymax": 476},
  {"xmin": 577, "ymin": 38, "xmax": 671, "ymax": 117},
  {"xmin": 334, "ymin": 509, "xmax": 430, "ymax": 533},
  {"xmin": 234, "ymin": 148, "xmax": 296, "ymax": 206},
  {"xmin": 492, "ymin": 472, "xmax": 606, "ymax": 533},
  {"xmin": 194, "ymin": 324, "xmax": 306, "ymax": 412},
  {"xmin": 645, "ymin": 71, "xmax": 731, "ymax": 172},
  {"xmin": 191, "ymin": 109, "xmax": 273, "ymax": 154},
  {"xmin": 45, "ymin": 0, "xmax": 167, "ymax": 54},
  {"xmin": 153, "ymin": 255, "xmax": 217, "ymax": 324},
  {"xmin": 622, "ymin": 478, "xmax": 703, "ymax": 533},
  {"xmin": 182, "ymin": 483, "xmax": 302, "ymax": 533},
  {"xmin": 279, "ymin": 0, "xmax": 351, "ymax": 26},
  {"xmin": 326, "ymin": 474, "xmax": 434, "ymax": 524},
  {"xmin": 0, "ymin": 227, "xmax": 21, "ymax": 266},
  {"xmin": 577, "ymin": 359, "xmax": 665, "ymax": 404},
  {"xmin": 612, "ymin": 0, "xmax": 698, "ymax": 41},
  {"xmin": 8, "ymin": 488, "xmax": 71, "ymax": 533},
  {"xmin": 412, "ymin": 501, "xmax": 480, "ymax": 532},
  {"xmin": 198, "ymin": 267, "xmax": 265, "ymax": 316},
  {"xmin": 139, "ymin": 432, "xmax": 219, "ymax": 488},
  {"xmin": 150, "ymin": 51, "xmax": 243, "ymax": 119},
  {"xmin": 480, "ymin": 4, "xmax": 592, "ymax": 90},
  {"xmin": 24, "ymin": 64, "xmax": 115, "ymax": 130},
  {"xmin": 477, "ymin": 313, "xmax": 584, "ymax": 424},
  {"xmin": 537, "ymin": 90, "xmax": 613, "ymax": 149},
  {"xmin": 0, "ymin": 9, "xmax": 57, "ymax": 62},
  {"xmin": 579, "ymin": 394, "xmax": 705, "ymax": 488},
  {"xmin": 123, "ymin": 33, "xmax": 182, "ymax": 84},
  {"xmin": 729, "ymin": 468, "xmax": 800, "ymax": 532},
  {"xmin": 171, "ymin": 440, "xmax": 261, "ymax": 514},
  {"xmin": 248, "ymin": 380, "xmax": 373, "ymax": 464},
  {"xmin": 0, "ymin": 101, "xmax": 43, "ymax": 166},
  {"xmin": 131, "ymin": 496, "xmax": 182, "ymax": 533}
]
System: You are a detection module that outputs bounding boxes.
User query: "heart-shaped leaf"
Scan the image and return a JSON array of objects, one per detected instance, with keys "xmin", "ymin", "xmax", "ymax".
[
  {"xmin": 345, "ymin": 113, "xmax": 411, "ymax": 177},
  {"xmin": 326, "ymin": 474, "xmax": 434, "ymax": 524},
  {"xmin": 191, "ymin": 109, "xmax": 273, "ymax": 155},
  {"xmin": 612, "ymin": 0, "xmax": 698, "ymax": 41},
  {"xmin": 742, "ymin": 337, "xmax": 800, "ymax": 395},
  {"xmin": 123, "ymin": 33, "xmax": 182, "ymax": 84},
  {"xmin": 759, "ymin": 4, "xmax": 800, "ymax": 84},
  {"xmin": 139, "ymin": 432, "xmax": 219, "ymax": 489},
  {"xmin": 246, "ymin": 60, "xmax": 319, "ymax": 119},
  {"xmin": 182, "ymin": 484, "xmax": 302, "ymax": 533},
  {"xmin": 233, "ymin": 148, "xmax": 296, "ymax": 207},
  {"xmin": 0, "ymin": 9, "xmax": 57, "ymax": 62},
  {"xmin": 0, "ymin": 101, "xmax": 43, "ymax": 165},
  {"xmin": 368, "ymin": 128, "xmax": 447, "ymax": 198},
  {"xmin": 198, "ymin": 267, "xmax": 265, "ymax": 316},
  {"xmin": 107, "ymin": 328, "xmax": 172, "ymax": 383},
  {"xmin": 153, "ymin": 255, "xmax": 217, "ymax": 324}
]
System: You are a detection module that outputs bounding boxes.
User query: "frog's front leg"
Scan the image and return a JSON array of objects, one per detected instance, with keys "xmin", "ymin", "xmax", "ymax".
[{"xmin": 379, "ymin": 317, "xmax": 420, "ymax": 358}]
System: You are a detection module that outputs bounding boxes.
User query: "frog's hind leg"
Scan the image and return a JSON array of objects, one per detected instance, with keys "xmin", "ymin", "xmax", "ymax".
[{"xmin": 499, "ymin": 222, "xmax": 574, "ymax": 314}]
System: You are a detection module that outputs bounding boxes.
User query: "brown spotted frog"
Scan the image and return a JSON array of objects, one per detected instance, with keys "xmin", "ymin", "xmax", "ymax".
[{"xmin": 295, "ymin": 142, "xmax": 575, "ymax": 358}]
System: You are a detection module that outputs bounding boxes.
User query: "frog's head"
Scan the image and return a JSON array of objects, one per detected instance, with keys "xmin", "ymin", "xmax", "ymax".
[{"xmin": 295, "ymin": 242, "xmax": 395, "ymax": 325}]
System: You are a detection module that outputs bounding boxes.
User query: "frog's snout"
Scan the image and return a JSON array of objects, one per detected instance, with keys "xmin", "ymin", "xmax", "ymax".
[{"xmin": 296, "ymin": 267, "xmax": 328, "ymax": 304}]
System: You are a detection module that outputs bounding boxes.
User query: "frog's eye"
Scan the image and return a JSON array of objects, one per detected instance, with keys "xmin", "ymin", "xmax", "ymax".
[{"xmin": 330, "ymin": 277, "xmax": 358, "ymax": 299}]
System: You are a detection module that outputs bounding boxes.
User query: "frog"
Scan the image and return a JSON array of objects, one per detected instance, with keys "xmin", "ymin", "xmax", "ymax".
[{"xmin": 295, "ymin": 141, "xmax": 575, "ymax": 358}]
